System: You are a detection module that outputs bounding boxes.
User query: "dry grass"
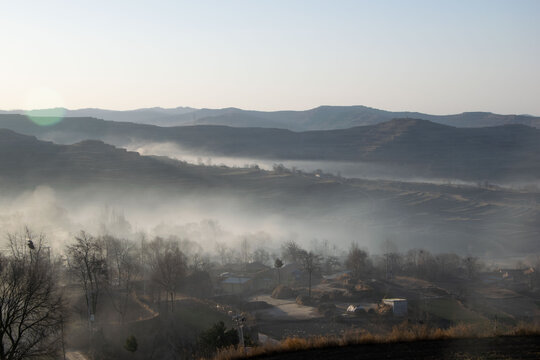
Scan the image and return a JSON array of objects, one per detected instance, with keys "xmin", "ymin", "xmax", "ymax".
[{"xmin": 209, "ymin": 320, "xmax": 540, "ymax": 360}]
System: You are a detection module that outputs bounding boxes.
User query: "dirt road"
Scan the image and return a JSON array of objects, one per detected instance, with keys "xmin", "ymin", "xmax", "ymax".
[
  {"xmin": 249, "ymin": 295, "xmax": 321, "ymax": 320},
  {"xmin": 65, "ymin": 351, "xmax": 88, "ymax": 360}
]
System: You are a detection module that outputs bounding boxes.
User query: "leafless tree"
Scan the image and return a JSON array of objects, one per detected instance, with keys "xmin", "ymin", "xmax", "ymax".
[
  {"xmin": 345, "ymin": 243, "xmax": 370, "ymax": 280},
  {"xmin": 299, "ymin": 250, "xmax": 321, "ymax": 297},
  {"xmin": 463, "ymin": 256, "xmax": 481, "ymax": 280},
  {"xmin": 382, "ymin": 239, "xmax": 398, "ymax": 280},
  {"xmin": 434, "ymin": 253, "xmax": 461, "ymax": 279},
  {"xmin": 253, "ymin": 248, "xmax": 270, "ymax": 265},
  {"xmin": 103, "ymin": 235, "xmax": 140, "ymax": 323},
  {"xmin": 215, "ymin": 243, "xmax": 236, "ymax": 266},
  {"xmin": 215, "ymin": 242, "xmax": 229, "ymax": 265},
  {"xmin": 322, "ymin": 255, "xmax": 340, "ymax": 275},
  {"xmin": 406, "ymin": 248, "xmax": 436, "ymax": 279},
  {"xmin": 0, "ymin": 230, "xmax": 64, "ymax": 360},
  {"xmin": 281, "ymin": 240, "xmax": 303, "ymax": 263},
  {"xmin": 66, "ymin": 231, "xmax": 107, "ymax": 328},
  {"xmin": 239, "ymin": 237, "xmax": 251, "ymax": 270},
  {"xmin": 146, "ymin": 237, "xmax": 187, "ymax": 312},
  {"xmin": 189, "ymin": 252, "xmax": 212, "ymax": 272}
]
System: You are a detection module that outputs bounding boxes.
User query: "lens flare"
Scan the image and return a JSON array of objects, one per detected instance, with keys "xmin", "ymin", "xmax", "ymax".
[{"xmin": 24, "ymin": 87, "xmax": 66, "ymax": 126}]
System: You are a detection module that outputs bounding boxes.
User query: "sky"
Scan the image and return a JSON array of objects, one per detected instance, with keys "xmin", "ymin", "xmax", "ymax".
[{"xmin": 1, "ymin": 0, "xmax": 539, "ymax": 115}]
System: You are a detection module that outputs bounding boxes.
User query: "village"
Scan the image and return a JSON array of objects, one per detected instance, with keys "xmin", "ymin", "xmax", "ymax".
[{"xmin": 206, "ymin": 248, "xmax": 540, "ymax": 344}]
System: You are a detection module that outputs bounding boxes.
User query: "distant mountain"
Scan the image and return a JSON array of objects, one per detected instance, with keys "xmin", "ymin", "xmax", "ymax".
[
  {"xmin": 1, "ymin": 105, "xmax": 539, "ymax": 130},
  {"xmin": 188, "ymin": 106, "xmax": 540, "ymax": 130},
  {"xmin": 0, "ymin": 107, "xmax": 197, "ymax": 126},
  {"xmin": 1, "ymin": 114, "xmax": 539, "ymax": 182}
]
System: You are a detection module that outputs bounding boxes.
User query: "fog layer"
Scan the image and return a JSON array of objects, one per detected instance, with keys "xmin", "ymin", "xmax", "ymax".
[{"xmin": 128, "ymin": 142, "xmax": 483, "ymax": 187}]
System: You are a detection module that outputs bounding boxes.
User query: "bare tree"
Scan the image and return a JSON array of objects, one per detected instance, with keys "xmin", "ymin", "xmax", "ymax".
[
  {"xmin": 417, "ymin": 249, "xmax": 436, "ymax": 279},
  {"xmin": 463, "ymin": 256, "xmax": 481, "ymax": 280},
  {"xmin": 434, "ymin": 253, "xmax": 461, "ymax": 279},
  {"xmin": 239, "ymin": 237, "xmax": 251, "ymax": 270},
  {"xmin": 299, "ymin": 250, "xmax": 321, "ymax": 297},
  {"xmin": 382, "ymin": 239, "xmax": 398, "ymax": 280},
  {"xmin": 322, "ymin": 255, "xmax": 340, "ymax": 275},
  {"xmin": 189, "ymin": 252, "xmax": 212, "ymax": 272},
  {"xmin": 66, "ymin": 231, "xmax": 107, "ymax": 328},
  {"xmin": 345, "ymin": 243, "xmax": 370, "ymax": 280},
  {"xmin": 104, "ymin": 235, "xmax": 138, "ymax": 288},
  {"xmin": 146, "ymin": 237, "xmax": 187, "ymax": 312},
  {"xmin": 0, "ymin": 230, "xmax": 64, "ymax": 360},
  {"xmin": 253, "ymin": 248, "xmax": 270, "ymax": 265},
  {"xmin": 215, "ymin": 242, "xmax": 229, "ymax": 265},
  {"xmin": 281, "ymin": 240, "xmax": 303, "ymax": 263},
  {"xmin": 103, "ymin": 236, "xmax": 140, "ymax": 323}
]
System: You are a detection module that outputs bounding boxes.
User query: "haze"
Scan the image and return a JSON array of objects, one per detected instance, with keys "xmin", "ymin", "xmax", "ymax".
[{"xmin": 2, "ymin": 2, "xmax": 540, "ymax": 359}]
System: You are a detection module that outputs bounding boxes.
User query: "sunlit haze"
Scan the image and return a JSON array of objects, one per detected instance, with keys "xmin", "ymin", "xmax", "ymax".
[{"xmin": 1, "ymin": 0, "xmax": 539, "ymax": 114}]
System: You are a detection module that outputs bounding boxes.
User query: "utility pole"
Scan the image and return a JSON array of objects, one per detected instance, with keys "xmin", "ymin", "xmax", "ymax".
[{"xmin": 232, "ymin": 313, "xmax": 246, "ymax": 352}]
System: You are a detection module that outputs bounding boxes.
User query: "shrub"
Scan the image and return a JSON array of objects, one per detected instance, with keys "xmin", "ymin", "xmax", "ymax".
[
  {"xmin": 296, "ymin": 294, "xmax": 312, "ymax": 306},
  {"xmin": 198, "ymin": 321, "xmax": 239, "ymax": 357},
  {"xmin": 124, "ymin": 335, "xmax": 138, "ymax": 353},
  {"xmin": 318, "ymin": 303, "xmax": 336, "ymax": 317}
]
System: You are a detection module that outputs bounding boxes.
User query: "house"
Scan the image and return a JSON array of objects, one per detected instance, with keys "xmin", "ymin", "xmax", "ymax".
[
  {"xmin": 323, "ymin": 270, "xmax": 352, "ymax": 281},
  {"xmin": 478, "ymin": 271, "xmax": 501, "ymax": 284},
  {"xmin": 245, "ymin": 261, "xmax": 269, "ymax": 273},
  {"xmin": 221, "ymin": 277, "xmax": 253, "ymax": 294},
  {"xmin": 280, "ymin": 263, "xmax": 303, "ymax": 282},
  {"xmin": 382, "ymin": 298, "xmax": 408, "ymax": 316},
  {"xmin": 499, "ymin": 268, "xmax": 533, "ymax": 283}
]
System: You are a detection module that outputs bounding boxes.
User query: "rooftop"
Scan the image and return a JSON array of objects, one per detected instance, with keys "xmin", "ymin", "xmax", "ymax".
[{"xmin": 222, "ymin": 277, "xmax": 251, "ymax": 285}]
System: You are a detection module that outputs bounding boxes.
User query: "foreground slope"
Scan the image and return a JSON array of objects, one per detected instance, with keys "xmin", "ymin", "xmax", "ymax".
[{"xmin": 248, "ymin": 336, "xmax": 540, "ymax": 360}]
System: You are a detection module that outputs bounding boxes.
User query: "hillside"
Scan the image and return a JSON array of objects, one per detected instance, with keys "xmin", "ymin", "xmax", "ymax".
[
  {"xmin": 2, "ymin": 105, "xmax": 539, "ymax": 130},
  {"xmin": 1, "ymin": 115, "xmax": 540, "ymax": 182},
  {"xmin": 1, "ymin": 129, "xmax": 540, "ymax": 255},
  {"xmin": 0, "ymin": 129, "xmax": 201, "ymax": 188},
  {"xmin": 246, "ymin": 336, "xmax": 540, "ymax": 360}
]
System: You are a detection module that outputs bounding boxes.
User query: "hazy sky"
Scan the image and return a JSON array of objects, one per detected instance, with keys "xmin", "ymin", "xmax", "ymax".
[{"xmin": 1, "ymin": 0, "xmax": 539, "ymax": 115}]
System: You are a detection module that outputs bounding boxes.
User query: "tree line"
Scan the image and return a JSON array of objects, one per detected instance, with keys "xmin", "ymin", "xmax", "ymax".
[{"xmin": 0, "ymin": 227, "xmax": 528, "ymax": 360}]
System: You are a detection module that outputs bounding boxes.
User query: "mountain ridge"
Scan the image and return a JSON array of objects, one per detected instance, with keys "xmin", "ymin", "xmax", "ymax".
[
  {"xmin": 1, "ymin": 114, "xmax": 539, "ymax": 182},
  {"xmin": 2, "ymin": 105, "xmax": 539, "ymax": 130}
]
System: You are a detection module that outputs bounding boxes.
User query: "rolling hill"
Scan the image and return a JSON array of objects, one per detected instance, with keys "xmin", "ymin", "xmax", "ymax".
[
  {"xmin": 0, "ymin": 129, "xmax": 540, "ymax": 256},
  {"xmin": 1, "ymin": 114, "xmax": 539, "ymax": 182}
]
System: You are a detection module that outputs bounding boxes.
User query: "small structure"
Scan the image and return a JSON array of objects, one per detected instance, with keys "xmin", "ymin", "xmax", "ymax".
[
  {"xmin": 499, "ymin": 268, "xmax": 534, "ymax": 283},
  {"xmin": 347, "ymin": 305, "xmax": 364, "ymax": 314},
  {"xmin": 347, "ymin": 303, "xmax": 377, "ymax": 314},
  {"xmin": 382, "ymin": 298, "xmax": 408, "ymax": 316},
  {"xmin": 221, "ymin": 277, "xmax": 252, "ymax": 294},
  {"xmin": 323, "ymin": 270, "xmax": 351, "ymax": 281}
]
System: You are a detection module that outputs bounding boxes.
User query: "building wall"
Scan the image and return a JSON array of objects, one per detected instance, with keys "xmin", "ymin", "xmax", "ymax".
[
  {"xmin": 383, "ymin": 299, "xmax": 408, "ymax": 316},
  {"xmin": 392, "ymin": 301, "xmax": 408, "ymax": 316}
]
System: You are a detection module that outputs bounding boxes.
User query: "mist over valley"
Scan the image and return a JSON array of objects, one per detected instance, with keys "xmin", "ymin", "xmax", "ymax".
[
  {"xmin": 0, "ymin": 125, "xmax": 539, "ymax": 260},
  {"xmin": 3, "ymin": 2, "xmax": 540, "ymax": 358}
]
